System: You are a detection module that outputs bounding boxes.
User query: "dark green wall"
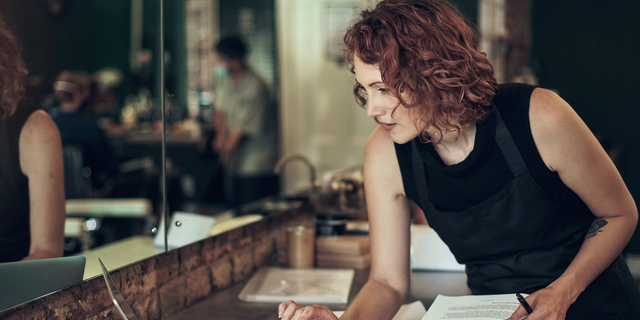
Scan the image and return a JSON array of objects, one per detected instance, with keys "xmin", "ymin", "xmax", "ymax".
[
  {"xmin": 451, "ymin": 0, "xmax": 479, "ymax": 27},
  {"xmin": 531, "ymin": 0, "xmax": 640, "ymax": 253},
  {"xmin": 0, "ymin": 1, "xmax": 54, "ymax": 77},
  {"xmin": 0, "ymin": 0, "xmax": 186, "ymax": 110},
  {"xmin": 51, "ymin": 1, "xmax": 131, "ymax": 78},
  {"xmin": 0, "ymin": 0, "xmax": 131, "ymax": 105},
  {"xmin": 532, "ymin": 0, "xmax": 640, "ymax": 139},
  {"xmin": 141, "ymin": 0, "xmax": 186, "ymax": 110}
]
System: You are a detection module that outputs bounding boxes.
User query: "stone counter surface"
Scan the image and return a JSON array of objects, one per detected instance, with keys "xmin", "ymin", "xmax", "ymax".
[{"xmin": 0, "ymin": 205, "xmax": 312, "ymax": 319}]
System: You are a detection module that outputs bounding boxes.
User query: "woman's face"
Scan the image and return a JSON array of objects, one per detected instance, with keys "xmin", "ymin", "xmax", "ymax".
[{"xmin": 353, "ymin": 56, "xmax": 424, "ymax": 144}]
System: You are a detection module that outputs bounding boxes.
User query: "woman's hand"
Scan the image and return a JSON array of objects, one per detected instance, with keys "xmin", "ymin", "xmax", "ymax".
[
  {"xmin": 507, "ymin": 286, "xmax": 573, "ymax": 320},
  {"xmin": 278, "ymin": 300, "xmax": 338, "ymax": 320}
]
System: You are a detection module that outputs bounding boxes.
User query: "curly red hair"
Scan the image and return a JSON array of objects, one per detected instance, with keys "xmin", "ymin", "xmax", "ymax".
[
  {"xmin": 344, "ymin": 0, "xmax": 497, "ymax": 143},
  {"xmin": 0, "ymin": 17, "xmax": 28, "ymax": 122}
]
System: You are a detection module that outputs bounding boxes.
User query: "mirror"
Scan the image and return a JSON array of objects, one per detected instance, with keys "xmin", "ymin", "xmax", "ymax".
[
  {"xmin": 0, "ymin": 0, "xmax": 171, "ymax": 285},
  {"xmin": 160, "ymin": 0, "xmax": 280, "ymax": 245},
  {"xmin": 0, "ymin": 0, "xmax": 280, "ymax": 310}
]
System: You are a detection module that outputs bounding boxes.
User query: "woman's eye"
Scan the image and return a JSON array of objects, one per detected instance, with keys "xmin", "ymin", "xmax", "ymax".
[{"xmin": 377, "ymin": 88, "xmax": 387, "ymax": 93}]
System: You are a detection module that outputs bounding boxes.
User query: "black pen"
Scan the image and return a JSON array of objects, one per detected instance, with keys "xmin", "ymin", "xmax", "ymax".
[{"xmin": 516, "ymin": 293, "xmax": 533, "ymax": 314}]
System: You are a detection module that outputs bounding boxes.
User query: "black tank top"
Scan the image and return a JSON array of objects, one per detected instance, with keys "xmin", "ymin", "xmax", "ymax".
[
  {"xmin": 395, "ymin": 83, "xmax": 589, "ymax": 216},
  {"xmin": 0, "ymin": 102, "xmax": 36, "ymax": 262}
]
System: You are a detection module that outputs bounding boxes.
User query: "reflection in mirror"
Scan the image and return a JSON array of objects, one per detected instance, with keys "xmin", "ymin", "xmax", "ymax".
[
  {"xmin": 162, "ymin": 0, "xmax": 278, "ymax": 245},
  {"xmin": 0, "ymin": 0, "xmax": 169, "ymax": 308},
  {"xmin": 0, "ymin": 0, "xmax": 280, "ymax": 312}
]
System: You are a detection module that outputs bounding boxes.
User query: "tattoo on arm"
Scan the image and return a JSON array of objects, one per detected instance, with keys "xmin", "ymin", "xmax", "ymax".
[{"xmin": 585, "ymin": 219, "xmax": 608, "ymax": 240}]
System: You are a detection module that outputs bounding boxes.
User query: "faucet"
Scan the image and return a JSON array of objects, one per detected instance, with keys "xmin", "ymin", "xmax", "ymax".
[{"xmin": 274, "ymin": 154, "xmax": 318, "ymax": 193}]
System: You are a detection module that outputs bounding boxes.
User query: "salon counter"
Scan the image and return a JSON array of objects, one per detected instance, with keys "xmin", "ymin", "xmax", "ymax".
[{"xmin": 165, "ymin": 267, "xmax": 470, "ymax": 320}]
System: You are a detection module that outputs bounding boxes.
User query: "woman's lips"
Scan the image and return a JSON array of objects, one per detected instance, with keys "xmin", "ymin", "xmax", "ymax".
[
  {"xmin": 379, "ymin": 121, "xmax": 396, "ymax": 131},
  {"xmin": 375, "ymin": 118, "xmax": 396, "ymax": 131}
]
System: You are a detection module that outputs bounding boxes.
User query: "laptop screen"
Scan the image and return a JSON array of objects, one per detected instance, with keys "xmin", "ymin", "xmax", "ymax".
[{"xmin": 0, "ymin": 256, "xmax": 86, "ymax": 311}]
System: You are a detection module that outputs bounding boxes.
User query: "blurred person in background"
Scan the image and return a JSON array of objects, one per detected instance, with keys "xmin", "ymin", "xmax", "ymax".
[
  {"xmin": 212, "ymin": 35, "xmax": 279, "ymax": 207},
  {"xmin": 49, "ymin": 70, "xmax": 117, "ymax": 196}
]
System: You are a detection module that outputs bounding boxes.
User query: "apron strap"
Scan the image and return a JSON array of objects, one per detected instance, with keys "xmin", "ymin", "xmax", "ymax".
[
  {"xmin": 494, "ymin": 109, "xmax": 528, "ymax": 177},
  {"xmin": 411, "ymin": 139, "xmax": 430, "ymax": 208}
]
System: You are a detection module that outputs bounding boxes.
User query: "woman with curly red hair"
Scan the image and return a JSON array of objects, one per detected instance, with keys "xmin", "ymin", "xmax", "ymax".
[
  {"xmin": 279, "ymin": 0, "xmax": 640, "ymax": 319},
  {"xmin": 0, "ymin": 16, "xmax": 65, "ymax": 262}
]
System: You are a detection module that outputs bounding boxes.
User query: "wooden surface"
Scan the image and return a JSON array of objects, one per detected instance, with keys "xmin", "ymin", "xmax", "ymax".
[
  {"xmin": 316, "ymin": 235, "xmax": 371, "ymax": 268},
  {"xmin": 315, "ymin": 235, "xmax": 370, "ymax": 255}
]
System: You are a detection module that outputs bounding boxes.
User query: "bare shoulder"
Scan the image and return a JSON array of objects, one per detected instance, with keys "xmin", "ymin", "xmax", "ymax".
[
  {"xmin": 366, "ymin": 125, "xmax": 394, "ymax": 150},
  {"xmin": 529, "ymin": 87, "xmax": 598, "ymax": 172},
  {"xmin": 364, "ymin": 126, "xmax": 404, "ymax": 196},
  {"xmin": 21, "ymin": 110, "xmax": 60, "ymax": 140},
  {"xmin": 19, "ymin": 110, "xmax": 62, "ymax": 175},
  {"xmin": 365, "ymin": 125, "xmax": 398, "ymax": 169},
  {"xmin": 529, "ymin": 87, "xmax": 575, "ymax": 128}
]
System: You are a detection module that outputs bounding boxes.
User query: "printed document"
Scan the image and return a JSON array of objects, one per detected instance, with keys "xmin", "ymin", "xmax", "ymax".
[
  {"xmin": 333, "ymin": 301, "xmax": 427, "ymax": 319},
  {"xmin": 422, "ymin": 294, "xmax": 523, "ymax": 320}
]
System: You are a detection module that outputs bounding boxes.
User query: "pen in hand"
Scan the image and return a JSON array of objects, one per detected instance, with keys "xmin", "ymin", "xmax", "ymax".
[{"xmin": 516, "ymin": 293, "xmax": 533, "ymax": 314}]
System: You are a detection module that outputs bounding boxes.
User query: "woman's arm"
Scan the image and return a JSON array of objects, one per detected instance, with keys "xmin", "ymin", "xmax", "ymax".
[
  {"xmin": 508, "ymin": 88, "xmax": 638, "ymax": 319},
  {"xmin": 278, "ymin": 126, "xmax": 413, "ymax": 320},
  {"xmin": 19, "ymin": 110, "xmax": 66, "ymax": 261},
  {"xmin": 340, "ymin": 125, "xmax": 412, "ymax": 319}
]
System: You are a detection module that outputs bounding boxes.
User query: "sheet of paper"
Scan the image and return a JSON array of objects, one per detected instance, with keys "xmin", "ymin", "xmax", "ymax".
[
  {"xmin": 238, "ymin": 267, "xmax": 354, "ymax": 304},
  {"xmin": 333, "ymin": 301, "xmax": 427, "ymax": 319},
  {"xmin": 422, "ymin": 294, "xmax": 523, "ymax": 320}
]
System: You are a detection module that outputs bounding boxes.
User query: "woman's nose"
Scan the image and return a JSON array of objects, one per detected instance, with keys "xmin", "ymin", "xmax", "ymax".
[{"xmin": 366, "ymin": 100, "xmax": 385, "ymax": 118}]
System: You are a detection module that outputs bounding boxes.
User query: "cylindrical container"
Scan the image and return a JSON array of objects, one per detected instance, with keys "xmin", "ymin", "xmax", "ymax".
[{"xmin": 287, "ymin": 225, "xmax": 315, "ymax": 268}]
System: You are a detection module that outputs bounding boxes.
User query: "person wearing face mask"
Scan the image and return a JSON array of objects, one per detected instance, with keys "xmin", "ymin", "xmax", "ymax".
[
  {"xmin": 278, "ymin": 1, "xmax": 640, "ymax": 319},
  {"xmin": 212, "ymin": 35, "xmax": 279, "ymax": 208},
  {"xmin": 0, "ymin": 16, "xmax": 65, "ymax": 262}
]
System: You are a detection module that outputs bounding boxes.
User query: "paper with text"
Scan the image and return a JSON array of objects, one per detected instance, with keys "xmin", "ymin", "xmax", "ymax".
[
  {"xmin": 422, "ymin": 294, "xmax": 523, "ymax": 320},
  {"xmin": 333, "ymin": 301, "xmax": 427, "ymax": 319}
]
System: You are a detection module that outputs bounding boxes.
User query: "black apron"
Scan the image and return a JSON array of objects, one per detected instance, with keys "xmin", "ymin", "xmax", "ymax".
[
  {"xmin": 0, "ymin": 120, "xmax": 31, "ymax": 262},
  {"xmin": 411, "ymin": 110, "xmax": 640, "ymax": 318}
]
